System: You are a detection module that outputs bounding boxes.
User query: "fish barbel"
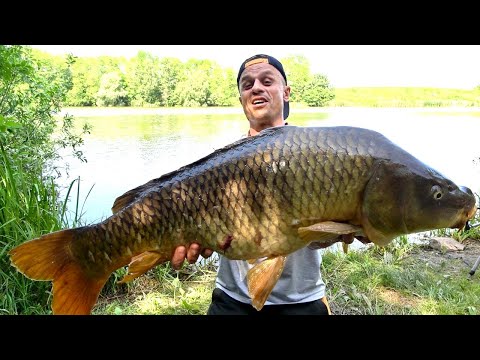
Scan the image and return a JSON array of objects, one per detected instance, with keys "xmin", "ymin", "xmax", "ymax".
[{"xmin": 9, "ymin": 126, "xmax": 477, "ymax": 314}]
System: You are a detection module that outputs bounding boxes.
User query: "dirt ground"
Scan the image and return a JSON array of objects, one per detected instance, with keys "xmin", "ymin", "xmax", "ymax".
[{"xmin": 408, "ymin": 238, "xmax": 480, "ymax": 277}]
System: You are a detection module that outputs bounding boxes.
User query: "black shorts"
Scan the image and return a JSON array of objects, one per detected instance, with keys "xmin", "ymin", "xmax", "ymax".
[{"xmin": 206, "ymin": 288, "xmax": 330, "ymax": 315}]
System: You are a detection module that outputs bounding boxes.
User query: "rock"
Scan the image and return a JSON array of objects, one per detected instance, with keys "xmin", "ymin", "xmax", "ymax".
[{"xmin": 429, "ymin": 237, "xmax": 465, "ymax": 252}]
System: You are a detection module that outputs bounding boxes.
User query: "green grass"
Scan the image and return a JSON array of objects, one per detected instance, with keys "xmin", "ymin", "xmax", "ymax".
[
  {"xmin": 322, "ymin": 236, "xmax": 480, "ymax": 315},
  {"xmin": 0, "ymin": 142, "xmax": 87, "ymax": 314},
  {"xmin": 329, "ymin": 87, "xmax": 480, "ymax": 107},
  {"xmin": 93, "ymin": 261, "xmax": 218, "ymax": 315}
]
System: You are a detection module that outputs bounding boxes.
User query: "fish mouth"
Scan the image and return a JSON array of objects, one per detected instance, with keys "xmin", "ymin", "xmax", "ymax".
[
  {"xmin": 450, "ymin": 186, "xmax": 478, "ymax": 230},
  {"xmin": 467, "ymin": 205, "xmax": 478, "ymax": 220},
  {"xmin": 451, "ymin": 205, "xmax": 478, "ymax": 230}
]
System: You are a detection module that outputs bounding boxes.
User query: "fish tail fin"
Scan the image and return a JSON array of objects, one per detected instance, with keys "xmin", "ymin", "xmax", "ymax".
[{"xmin": 9, "ymin": 229, "xmax": 109, "ymax": 315}]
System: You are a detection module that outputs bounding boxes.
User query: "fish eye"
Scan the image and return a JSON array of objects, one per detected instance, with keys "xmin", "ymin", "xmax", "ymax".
[{"xmin": 431, "ymin": 185, "xmax": 443, "ymax": 200}]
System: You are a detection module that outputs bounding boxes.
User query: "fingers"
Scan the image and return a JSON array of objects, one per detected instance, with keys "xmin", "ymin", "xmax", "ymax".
[
  {"xmin": 171, "ymin": 244, "xmax": 215, "ymax": 270},
  {"xmin": 171, "ymin": 246, "xmax": 187, "ymax": 270},
  {"xmin": 186, "ymin": 243, "xmax": 201, "ymax": 264}
]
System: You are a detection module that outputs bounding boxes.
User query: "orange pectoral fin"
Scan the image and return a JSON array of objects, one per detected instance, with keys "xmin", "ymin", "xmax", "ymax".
[
  {"xmin": 247, "ymin": 255, "xmax": 286, "ymax": 311},
  {"xmin": 298, "ymin": 221, "xmax": 363, "ymax": 243},
  {"xmin": 118, "ymin": 251, "xmax": 167, "ymax": 283}
]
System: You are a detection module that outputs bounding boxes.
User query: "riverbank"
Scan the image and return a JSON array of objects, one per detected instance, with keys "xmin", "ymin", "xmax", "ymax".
[{"xmin": 58, "ymin": 105, "xmax": 480, "ymax": 118}]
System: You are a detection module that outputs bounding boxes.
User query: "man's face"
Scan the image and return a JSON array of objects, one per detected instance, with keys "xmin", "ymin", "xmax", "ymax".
[{"xmin": 238, "ymin": 63, "xmax": 290, "ymax": 125}]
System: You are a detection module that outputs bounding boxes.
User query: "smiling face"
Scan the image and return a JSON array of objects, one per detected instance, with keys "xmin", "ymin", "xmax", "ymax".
[{"xmin": 238, "ymin": 63, "xmax": 290, "ymax": 135}]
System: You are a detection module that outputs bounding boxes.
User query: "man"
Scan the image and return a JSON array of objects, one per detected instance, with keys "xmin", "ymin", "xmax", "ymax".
[{"xmin": 171, "ymin": 54, "xmax": 330, "ymax": 315}]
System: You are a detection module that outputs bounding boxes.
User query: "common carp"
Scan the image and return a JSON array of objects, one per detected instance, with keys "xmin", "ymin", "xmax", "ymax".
[{"xmin": 9, "ymin": 126, "xmax": 477, "ymax": 314}]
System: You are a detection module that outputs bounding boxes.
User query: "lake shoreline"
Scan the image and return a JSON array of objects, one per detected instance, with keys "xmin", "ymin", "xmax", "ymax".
[{"xmin": 58, "ymin": 106, "xmax": 480, "ymax": 117}]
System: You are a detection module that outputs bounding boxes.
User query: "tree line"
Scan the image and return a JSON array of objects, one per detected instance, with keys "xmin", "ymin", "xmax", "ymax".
[
  {"xmin": 32, "ymin": 48, "xmax": 335, "ymax": 108},
  {"xmin": 0, "ymin": 44, "xmax": 335, "ymax": 314}
]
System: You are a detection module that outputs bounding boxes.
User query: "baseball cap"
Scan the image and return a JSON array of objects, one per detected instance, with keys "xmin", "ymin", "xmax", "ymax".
[{"xmin": 236, "ymin": 54, "xmax": 289, "ymax": 120}]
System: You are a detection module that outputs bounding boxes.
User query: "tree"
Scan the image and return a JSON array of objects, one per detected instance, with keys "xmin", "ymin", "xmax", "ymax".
[
  {"xmin": 66, "ymin": 57, "xmax": 103, "ymax": 106},
  {"xmin": 126, "ymin": 51, "xmax": 162, "ymax": 106},
  {"xmin": 281, "ymin": 55, "xmax": 311, "ymax": 103},
  {"xmin": 0, "ymin": 45, "xmax": 90, "ymax": 172},
  {"xmin": 158, "ymin": 57, "xmax": 183, "ymax": 107},
  {"xmin": 302, "ymin": 74, "xmax": 335, "ymax": 107},
  {"xmin": 96, "ymin": 72, "xmax": 130, "ymax": 106},
  {"xmin": 174, "ymin": 59, "xmax": 217, "ymax": 107},
  {"xmin": 209, "ymin": 67, "xmax": 237, "ymax": 106}
]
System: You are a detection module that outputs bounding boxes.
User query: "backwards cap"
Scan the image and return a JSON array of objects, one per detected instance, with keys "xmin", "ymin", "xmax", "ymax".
[{"xmin": 236, "ymin": 54, "xmax": 289, "ymax": 120}]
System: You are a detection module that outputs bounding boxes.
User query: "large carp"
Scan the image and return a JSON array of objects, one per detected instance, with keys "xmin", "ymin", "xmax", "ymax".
[{"xmin": 9, "ymin": 126, "xmax": 477, "ymax": 314}]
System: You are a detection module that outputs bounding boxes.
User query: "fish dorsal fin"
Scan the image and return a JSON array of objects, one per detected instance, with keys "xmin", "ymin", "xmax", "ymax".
[
  {"xmin": 247, "ymin": 255, "xmax": 286, "ymax": 311},
  {"xmin": 298, "ymin": 221, "xmax": 363, "ymax": 243},
  {"xmin": 118, "ymin": 251, "xmax": 167, "ymax": 283},
  {"xmin": 110, "ymin": 127, "xmax": 289, "ymax": 214},
  {"xmin": 111, "ymin": 181, "xmax": 157, "ymax": 214}
]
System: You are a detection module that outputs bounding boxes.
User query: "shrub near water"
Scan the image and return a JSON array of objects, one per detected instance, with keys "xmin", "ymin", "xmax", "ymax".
[
  {"xmin": 0, "ymin": 45, "xmax": 90, "ymax": 314},
  {"xmin": 0, "ymin": 142, "xmax": 61, "ymax": 314}
]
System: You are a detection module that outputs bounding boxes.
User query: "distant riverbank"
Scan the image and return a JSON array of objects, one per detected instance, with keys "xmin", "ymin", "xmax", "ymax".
[{"xmin": 58, "ymin": 105, "xmax": 480, "ymax": 118}]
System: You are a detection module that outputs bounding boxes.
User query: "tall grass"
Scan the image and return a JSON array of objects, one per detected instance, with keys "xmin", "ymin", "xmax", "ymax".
[{"xmin": 0, "ymin": 142, "xmax": 79, "ymax": 314}]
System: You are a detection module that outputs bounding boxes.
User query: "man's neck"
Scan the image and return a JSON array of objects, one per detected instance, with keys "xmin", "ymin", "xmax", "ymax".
[{"xmin": 248, "ymin": 120, "xmax": 285, "ymax": 137}]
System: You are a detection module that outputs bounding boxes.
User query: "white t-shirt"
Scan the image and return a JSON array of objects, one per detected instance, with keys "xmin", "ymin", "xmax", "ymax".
[{"xmin": 215, "ymin": 247, "xmax": 325, "ymax": 305}]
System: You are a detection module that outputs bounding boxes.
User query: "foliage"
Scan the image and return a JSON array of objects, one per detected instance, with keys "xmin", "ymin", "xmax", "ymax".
[
  {"xmin": 0, "ymin": 142, "xmax": 62, "ymax": 314},
  {"xmin": 174, "ymin": 59, "xmax": 213, "ymax": 107},
  {"xmin": 281, "ymin": 54, "xmax": 311, "ymax": 103},
  {"xmin": 65, "ymin": 57, "xmax": 101, "ymax": 106},
  {"xmin": 30, "ymin": 48, "xmax": 335, "ymax": 109},
  {"xmin": 158, "ymin": 57, "xmax": 183, "ymax": 107},
  {"xmin": 96, "ymin": 72, "xmax": 130, "ymax": 106},
  {"xmin": 0, "ymin": 45, "xmax": 90, "ymax": 314},
  {"xmin": 0, "ymin": 45, "xmax": 91, "ymax": 172},
  {"xmin": 125, "ymin": 51, "xmax": 163, "ymax": 106},
  {"xmin": 27, "ymin": 47, "xmax": 480, "ymax": 109},
  {"xmin": 302, "ymin": 74, "xmax": 336, "ymax": 106},
  {"xmin": 173, "ymin": 59, "xmax": 236, "ymax": 107}
]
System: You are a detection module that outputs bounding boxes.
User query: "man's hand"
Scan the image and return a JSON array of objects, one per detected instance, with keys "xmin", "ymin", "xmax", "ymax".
[{"xmin": 171, "ymin": 243, "xmax": 214, "ymax": 270}]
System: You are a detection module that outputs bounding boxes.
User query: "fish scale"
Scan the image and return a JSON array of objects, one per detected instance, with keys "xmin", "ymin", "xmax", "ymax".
[{"xmin": 9, "ymin": 125, "xmax": 477, "ymax": 314}]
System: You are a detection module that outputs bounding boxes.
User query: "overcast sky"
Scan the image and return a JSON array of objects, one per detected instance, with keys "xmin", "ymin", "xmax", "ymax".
[{"xmin": 30, "ymin": 45, "xmax": 480, "ymax": 89}]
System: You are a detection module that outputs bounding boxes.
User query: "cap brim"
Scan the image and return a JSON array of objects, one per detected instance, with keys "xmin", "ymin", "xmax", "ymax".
[{"xmin": 283, "ymin": 101, "xmax": 289, "ymax": 120}]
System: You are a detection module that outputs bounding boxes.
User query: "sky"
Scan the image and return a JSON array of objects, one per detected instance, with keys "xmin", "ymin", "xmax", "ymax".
[{"xmin": 29, "ymin": 45, "xmax": 480, "ymax": 89}]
